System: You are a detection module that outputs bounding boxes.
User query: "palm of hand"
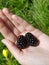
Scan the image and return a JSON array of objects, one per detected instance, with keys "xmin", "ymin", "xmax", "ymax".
[{"xmin": 0, "ymin": 8, "xmax": 49, "ymax": 65}]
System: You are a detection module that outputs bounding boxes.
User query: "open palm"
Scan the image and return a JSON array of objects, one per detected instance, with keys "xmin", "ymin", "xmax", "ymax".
[{"xmin": 0, "ymin": 8, "xmax": 49, "ymax": 65}]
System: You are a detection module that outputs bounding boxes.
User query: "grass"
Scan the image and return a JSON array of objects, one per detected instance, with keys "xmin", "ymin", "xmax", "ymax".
[
  {"xmin": 0, "ymin": 0, "xmax": 49, "ymax": 65},
  {"xmin": 0, "ymin": 33, "xmax": 20, "ymax": 65}
]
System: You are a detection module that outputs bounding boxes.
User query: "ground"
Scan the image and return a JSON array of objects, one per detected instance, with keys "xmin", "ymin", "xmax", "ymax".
[{"xmin": 0, "ymin": 0, "xmax": 49, "ymax": 65}]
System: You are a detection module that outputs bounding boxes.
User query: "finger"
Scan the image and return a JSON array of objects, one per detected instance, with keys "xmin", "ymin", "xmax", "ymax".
[
  {"xmin": 2, "ymin": 8, "xmax": 19, "ymax": 27},
  {"xmin": 12, "ymin": 15, "xmax": 28, "ymax": 27},
  {"xmin": 0, "ymin": 9, "xmax": 20, "ymax": 36},
  {"xmin": 2, "ymin": 39, "xmax": 23, "ymax": 64},
  {"xmin": 2, "ymin": 8, "xmax": 26, "ymax": 32},
  {"xmin": 2, "ymin": 8, "xmax": 35, "ymax": 32},
  {"xmin": 2, "ymin": 8, "xmax": 20, "ymax": 26},
  {"xmin": 2, "ymin": 8, "xmax": 28, "ymax": 27},
  {"xmin": 0, "ymin": 18, "xmax": 17, "ymax": 43},
  {"xmin": 12, "ymin": 15, "xmax": 35, "ymax": 31}
]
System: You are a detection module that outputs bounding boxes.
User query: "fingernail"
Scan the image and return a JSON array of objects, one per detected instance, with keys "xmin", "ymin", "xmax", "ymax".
[
  {"xmin": 1, "ymin": 39, "xmax": 7, "ymax": 46},
  {"xmin": 2, "ymin": 8, "xmax": 10, "ymax": 14}
]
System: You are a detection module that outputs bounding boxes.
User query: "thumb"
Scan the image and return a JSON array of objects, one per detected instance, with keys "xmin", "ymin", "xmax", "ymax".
[{"xmin": 2, "ymin": 39, "xmax": 23, "ymax": 64}]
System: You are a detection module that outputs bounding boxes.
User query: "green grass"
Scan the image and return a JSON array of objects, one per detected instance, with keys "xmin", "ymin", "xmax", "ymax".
[
  {"xmin": 0, "ymin": 33, "xmax": 20, "ymax": 65},
  {"xmin": 0, "ymin": 0, "xmax": 49, "ymax": 65}
]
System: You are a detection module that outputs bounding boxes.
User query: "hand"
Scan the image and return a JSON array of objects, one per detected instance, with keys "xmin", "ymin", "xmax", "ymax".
[{"xmin": 0, "ymin": 8, "xmax": 49, "ymax": 65}]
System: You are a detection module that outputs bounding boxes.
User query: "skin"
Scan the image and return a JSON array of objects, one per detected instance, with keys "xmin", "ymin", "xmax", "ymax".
[{"xmin": 0, "ymin": 8, "xmax": 49, "ymax": 65}]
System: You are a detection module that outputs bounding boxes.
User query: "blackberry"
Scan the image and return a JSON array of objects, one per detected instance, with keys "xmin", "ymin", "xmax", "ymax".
[
  {"xmin": 25, "ymin": 32, "xmax": 39, "ymax": 46},
  {"xmin": 17, "ymin": 35, "xmax": 27, "ymax": 49}
]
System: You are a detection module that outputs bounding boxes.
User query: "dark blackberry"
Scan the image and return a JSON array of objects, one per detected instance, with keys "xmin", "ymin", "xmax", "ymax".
[
  {"xmin": 25, "ymin": 32, "xmax": 39, "ymax": 46},
  {"xmin": 17, "ymin": 35, "xmax": 27, "ymax": 49}
]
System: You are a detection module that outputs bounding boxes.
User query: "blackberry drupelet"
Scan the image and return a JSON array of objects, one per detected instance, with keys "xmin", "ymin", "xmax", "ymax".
[
  {"xmin": 17, "ymin": 35, "xmax": 27, "ymax": 49},
  {"xmin": 25, "ymin": 32, "xmax": 39, "ymax": 46}
]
